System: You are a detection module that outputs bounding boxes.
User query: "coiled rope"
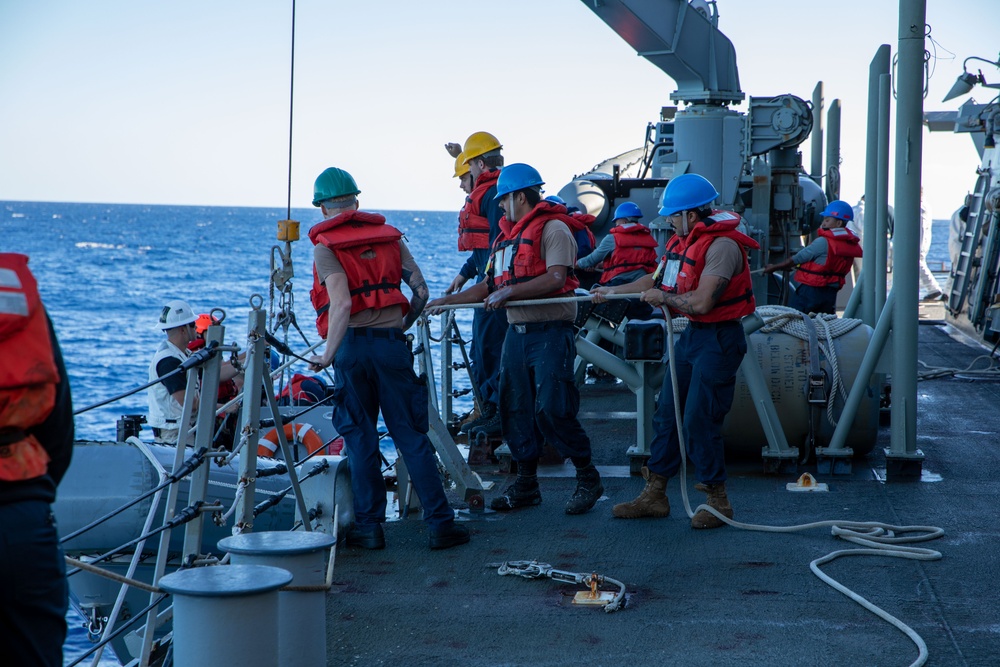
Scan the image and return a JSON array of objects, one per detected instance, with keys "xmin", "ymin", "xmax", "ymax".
[{"xmin": 756, "ymin": 305, "xmax": 865, "ymax": 427}]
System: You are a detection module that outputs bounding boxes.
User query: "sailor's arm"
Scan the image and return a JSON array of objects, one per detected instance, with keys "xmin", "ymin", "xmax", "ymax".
[
  {"xmin": 484, "ymin": 265, "xmax": 568, "ymax": 310},
  {"xmin": 401, "ymin": 244, "xmax": 429, "ymax": 329},
  {"xmin": 643, "ymin": 274, "xmax": 729, "ymax": 315},
  {"xmin": 590, "ymin": 273, "xmax": 655, "ymax": 302},
  {"xmin": 308, "ymin": 273, "xmax": 351, "ymax": 371},
  {"xmin": 426, "ymin": 280, "xmax": 489, "ymax": 314}
]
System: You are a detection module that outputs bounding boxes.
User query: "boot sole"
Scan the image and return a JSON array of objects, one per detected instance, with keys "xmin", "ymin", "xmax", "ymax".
[
  {"xmin": 611, "ymin": 509, "xmax": 671, "ymax": 519},
  {"xmin": 489, "ymin": 496, "xmax": 542, "ymax": 512},
  {"xmin": 565, "ymin": 486, "xmax": 605, "ymax": 515}
]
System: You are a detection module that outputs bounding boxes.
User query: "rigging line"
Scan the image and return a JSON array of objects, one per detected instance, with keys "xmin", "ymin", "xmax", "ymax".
[{"xmin": 285, "ymin": 0, "xmax": 297, "ymax": 221}]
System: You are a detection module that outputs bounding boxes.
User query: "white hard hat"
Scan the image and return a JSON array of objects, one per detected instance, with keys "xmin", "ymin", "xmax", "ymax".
[{"xmin": 158, "ymin": 299, "xmax": 197, "ymax": 330}]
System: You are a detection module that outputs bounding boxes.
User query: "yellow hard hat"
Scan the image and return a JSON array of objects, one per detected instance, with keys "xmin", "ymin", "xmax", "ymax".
[
  {"xmin": 454, "ymin": 152, "xmax": 470, "ymax": 178},
  {"xmin": 462, "ymin": 131, "xmax": 502, "ymax": 164}
]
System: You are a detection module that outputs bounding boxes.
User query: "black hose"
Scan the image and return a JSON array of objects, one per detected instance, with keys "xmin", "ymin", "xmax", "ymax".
[{"xmin": 67, "ymin": 502, "xmax": 206, "ymax": 576}]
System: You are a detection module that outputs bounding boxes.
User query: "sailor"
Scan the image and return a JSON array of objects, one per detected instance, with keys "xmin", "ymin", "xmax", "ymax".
[
  {"xmin": 444, "ymin": 131, "xmax": 507, "ymax": 438},
  {"xmin": 0, "ymin": 253, "xmax": 74, "ymax": 667},
  {"xmin": 147, "ymin": 299, "xmax": 200, "ymax": 445},
  {"xmin": 763, "ymin": 199, "xmax": 862, "ymax": 314},
  {"xmin": 918, "ymin": 197, "xmax": 944, "ymax": 301},
  {"xmin": 428, "ymin": 163, "xmax": 604, "ymax": 515},
  {"xmin": 546, "ymin": 195, "xmax": 597, "ymax": 262},
  {"xmin": 445, "ymin": 142, "xmax": 475, "ymax": 196},
  {"xmin": 576, "ymin": 201, "xmax": 658, "ymax": 286},
  {"xmin": 306, "ymin": 167, "xmax": 470, "ymax": 551},
  {"xmin": 594, "ymin": 173, "xmax": 758, "ymax": 528}
]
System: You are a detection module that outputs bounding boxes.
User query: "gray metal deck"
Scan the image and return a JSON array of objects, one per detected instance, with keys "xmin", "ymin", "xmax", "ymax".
[{"xmin": 325, "ymin": 322, "xmax": 999, "ymax": 667}]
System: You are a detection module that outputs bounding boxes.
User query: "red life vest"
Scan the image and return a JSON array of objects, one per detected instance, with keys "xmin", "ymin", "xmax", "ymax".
[
  {"xmin": 488, "ymin": 201, "xmax": 582, "ymax": 295},
  {"xmin": 457, "ymin": 170, "xmax": 500, "ymax": 251},
  {"xmin": 664, "ymin": 211, "xmax": 759, "ymax": 323},
  {"xmin": 278, "ymin": 373, "xmax": 325, "ymax": 404},
  {"xmin": 793, "ymin": 227, "xmax": 862, "ymax": 288},
  {"xmin": 0, "ymin": 253, "xmax": 58, "ymax": 482},
  {"xmin": 309, "ymin": 211, "xmax": 410, "ymax": 338},
  {"xmin": 600, "ymin": 224, "xmax": 659, "ymax": 283}
]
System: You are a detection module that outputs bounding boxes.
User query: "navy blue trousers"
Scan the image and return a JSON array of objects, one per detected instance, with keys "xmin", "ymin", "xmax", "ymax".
[
  {"xmin": 331, "ymin": 329, "xmax": 453, "ymax": 528},
  {"xmin": 790, "ymin": 283, "xmax": 838, "ymax": 315},
  {"xmin": 647, "ymin": 323, "xmax": 747, "ymax": 484},
  {"xmin": 499, "ymin": 322, "xmax": 592, "ymax": 462},
  {"xmin": 0, "ymin": 500, "xmax": 67, "ymax": 667},
  {"xmin": 469, "ymin": 307, "xmax": 507, "ymax": 406}
]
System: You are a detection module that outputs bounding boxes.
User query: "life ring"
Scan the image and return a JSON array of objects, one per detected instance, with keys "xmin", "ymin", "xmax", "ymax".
[{"xmin": 258, "ymin": 422, "xmax": 325, "ymax": 458}]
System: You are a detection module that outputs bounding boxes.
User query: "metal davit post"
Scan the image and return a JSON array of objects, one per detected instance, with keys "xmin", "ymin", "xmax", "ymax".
[
  {"xmin": 887, "ymin": 0, "xmax": 926, "ymax": 476},
  {"xmin": 235, "ymin": 305, "xmax": 267, "ymax": 532},
  {"xmin": 864, "ymin": 45, "xmax": 891, "ymax": 326}
]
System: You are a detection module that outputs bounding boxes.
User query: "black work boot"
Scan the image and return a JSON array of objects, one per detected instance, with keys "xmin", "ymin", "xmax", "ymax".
[
  {"xmin": 346, "ymin": 522, "xmax": 386, "ymax": 550},
  {"xmin": 489, "ymin": 475, "xmax": 542, "ymax": 511},
  {"xmin": 460, "ymin": 402, "xmax": 497, "ymax": 434},
  {"xmin": 468, "ymin": 410, "xmax": 501, "ymax": 438},
  {"xmin": 565, "ymin": 465, "xmax": 604, "ymax": 515},
  {"xmin": 428, "ymin": 521, "xmax": 471, "ymax": 550}
]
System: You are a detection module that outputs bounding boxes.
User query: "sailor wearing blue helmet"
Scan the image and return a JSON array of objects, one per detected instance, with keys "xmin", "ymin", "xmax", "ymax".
[
  {"xmin": 763, "ymin": 199, "xmax": 862, "ymax": 314},
  {"xmin": 429, "ymin": 163, "xmax": 604, "ymax": 516},
  {"xmin": 593, "ymin": 173, "xmax": 759, "ymax": 528}
]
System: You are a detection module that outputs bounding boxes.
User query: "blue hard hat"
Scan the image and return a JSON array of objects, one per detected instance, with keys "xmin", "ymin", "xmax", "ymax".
[
  {"xmin": 545, "ymin": 195, "xmax": 566, "ymax": 206},
  {"xmin": 613, "ymin": 201, "xmax": 643, "ymax": 220},
  {"xmin": 494, "ymin": 163, "xmax": 544, "ymax": 200},
  {"xmin": 658, "ymin": 173, "xmax": 719, "ymax": 216},
  {"xmin": 820, "ymin": 199, "xmax": 854, "ymax": 222}
]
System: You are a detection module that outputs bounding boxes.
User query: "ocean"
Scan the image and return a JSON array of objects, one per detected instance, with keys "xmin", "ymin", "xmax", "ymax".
[
  {"xmin": 3, "ymin": 200, "xmax": 477, "ymax": 666},
  {"xmin": 3, "ymin": 200, "xmax": 953, "ymax": 665}
]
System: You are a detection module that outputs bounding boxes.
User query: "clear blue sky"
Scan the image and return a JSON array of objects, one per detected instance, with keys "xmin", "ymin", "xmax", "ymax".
[{"xmin": 1, "ymin": 0, "xmax": 995, "ymax": 217}]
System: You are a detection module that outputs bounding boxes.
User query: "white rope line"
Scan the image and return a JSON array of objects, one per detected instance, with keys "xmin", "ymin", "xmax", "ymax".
[
  {"xmin": 663, "ymin": 310, "xmax": 942, "ymax": 667},
  {"xmin": 217, "ymin": 479, "xmax": 247, "ymax": 525},
  {"xmin": 917, "ymin": 354, "xmax": 1000, "ymax": 381},
  {"xmin": 432, "ymin": 292, "xmax": 640, "ymax": 311}
]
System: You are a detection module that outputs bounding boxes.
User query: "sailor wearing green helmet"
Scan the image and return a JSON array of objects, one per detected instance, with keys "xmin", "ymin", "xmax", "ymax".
[{"xmin": 306, "ymin": 166, "xmax": 470, "ymax": 552}]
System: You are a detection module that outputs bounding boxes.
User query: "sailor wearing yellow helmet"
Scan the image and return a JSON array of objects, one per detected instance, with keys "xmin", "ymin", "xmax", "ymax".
[{"xmin": 441, "ymin": 131, "xmax": 508, "ymax": 438}]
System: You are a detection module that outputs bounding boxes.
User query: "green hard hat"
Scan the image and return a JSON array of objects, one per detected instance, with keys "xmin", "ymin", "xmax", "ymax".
[{"xmin": 312, "ymin": 167, "xmax": 360, "ymax": 207}]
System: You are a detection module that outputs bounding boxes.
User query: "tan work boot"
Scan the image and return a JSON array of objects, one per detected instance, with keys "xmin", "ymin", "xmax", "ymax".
[
  {"xmin": 691, "ymin": 482, "xmax": 734, "ymax": 529},
  {"xmin": 612, "ymin": 466, "xmax": 670, "ymax": 518}
]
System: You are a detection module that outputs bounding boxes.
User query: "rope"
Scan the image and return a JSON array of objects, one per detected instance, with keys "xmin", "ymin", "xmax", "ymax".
[
  {"xmin": 64, "ymin": 556, "xmax": 162, "ymax": 594},
  {"xmin": 757, "ymin": 305, "xmax": 865, "ymax": 427},
  {"xmin": 917, "ymin": 355, "xmax": 1000, "ymax": 381},
  {"xmin": 432, "ymin": 292, "xmax": 640, "ymax": 311},
  {"xmin": 662, "ymin": 310, "xmax": 942, "ymax": 667}
]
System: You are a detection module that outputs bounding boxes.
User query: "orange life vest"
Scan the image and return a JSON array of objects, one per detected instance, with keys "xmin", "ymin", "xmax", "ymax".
[
  {"xmin": 793, "ymin": 227, "xmax": 862, "ymax": 288},
  {"xmin": 488, "ymin": 201, "xmax": 582, "ymax": 295},
  {"xmin": 457, "ymin": 170, "xmax": 500, "ymax": 251},
  {"xmin": 309, "ymin": 211, "xmax": 410, "ymax": 338},
  {"xmin": 0, "ymin": 253, "xmax": 58, "ymax": 482},
  {"xmin": 600, "ymin": 224, "xmax": 659, "ymax": 283},
  {"xmin": 664, "ymin": 211, "xmax": 759, "ymax": 323}
]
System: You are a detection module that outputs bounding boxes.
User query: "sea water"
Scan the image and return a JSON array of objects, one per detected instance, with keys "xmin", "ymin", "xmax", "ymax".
[
  {"xmin": 4, "ymin": 200, "xmax": 477, "ymax": 666},
  {"xmin": 3, "ymin": 200, "xmax": 953, "ymax": 665}
]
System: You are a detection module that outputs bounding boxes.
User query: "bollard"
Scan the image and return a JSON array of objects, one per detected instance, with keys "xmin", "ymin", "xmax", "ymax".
[
  {"xmin": 159, "ymin": 564, "xmax": 291, "ymax": 667},
  {"xmin": 218, "ymin": 531, "xmax": 336, "ymax": 667}
]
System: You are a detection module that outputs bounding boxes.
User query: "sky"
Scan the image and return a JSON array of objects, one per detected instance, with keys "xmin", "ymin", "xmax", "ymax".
[{"xmin": 1, "ymin": 0, "xmax": 997, "ymax": 217}]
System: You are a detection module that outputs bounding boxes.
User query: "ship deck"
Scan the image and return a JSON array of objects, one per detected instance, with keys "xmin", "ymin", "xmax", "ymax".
[{"xmin": 324, "ymin": 315, "xmax": 999, "ymax": 667}]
